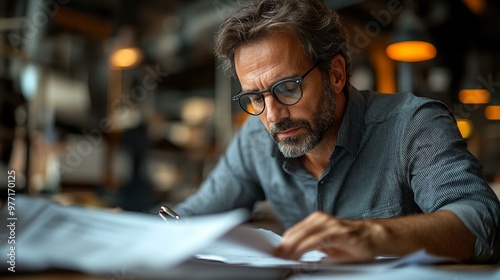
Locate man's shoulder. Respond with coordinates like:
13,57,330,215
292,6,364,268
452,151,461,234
359,90,449,123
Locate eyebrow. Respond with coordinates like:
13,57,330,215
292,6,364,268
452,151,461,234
240,72,301,93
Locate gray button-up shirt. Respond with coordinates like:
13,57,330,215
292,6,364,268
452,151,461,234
175,88,500,262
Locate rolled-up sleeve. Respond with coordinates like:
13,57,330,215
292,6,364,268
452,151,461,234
402,101,500,263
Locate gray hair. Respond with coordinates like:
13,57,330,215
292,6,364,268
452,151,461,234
214,0,352,92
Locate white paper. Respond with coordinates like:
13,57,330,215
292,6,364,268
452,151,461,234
0,195,249,274
196,225,326,267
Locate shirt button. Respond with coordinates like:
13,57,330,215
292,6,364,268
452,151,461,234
319,180,324,184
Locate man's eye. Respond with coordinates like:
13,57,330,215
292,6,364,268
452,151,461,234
275,82,299,96
249,95,263,103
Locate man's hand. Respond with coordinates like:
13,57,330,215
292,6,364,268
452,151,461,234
273,210,475,263
273,211,387,263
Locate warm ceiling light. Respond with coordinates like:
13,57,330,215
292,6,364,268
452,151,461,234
386,41,436,62
456,119,473,139
458,89,490,104
109,47,142,69
387,10,436,63
485,106,500,120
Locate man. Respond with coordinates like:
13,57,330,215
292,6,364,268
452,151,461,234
174,0,500,263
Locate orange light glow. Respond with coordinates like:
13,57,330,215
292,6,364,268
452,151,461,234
485,106,500,120
458,89,490,104
462,0,486,15
456,119,473,139
109,47,142,69
386,41,437,62
371,48,396,94
246,104,256,115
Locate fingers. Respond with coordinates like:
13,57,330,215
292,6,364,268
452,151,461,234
274,212,382,263
274,212,338,259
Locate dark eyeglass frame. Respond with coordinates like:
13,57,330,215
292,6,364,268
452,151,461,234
232,63,318,116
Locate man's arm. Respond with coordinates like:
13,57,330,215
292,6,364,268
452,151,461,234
275,100,497,263
401,101,499,262
274,210,475,262
174,117,266,216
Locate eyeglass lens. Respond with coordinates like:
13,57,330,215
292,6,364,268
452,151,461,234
238,80,302,115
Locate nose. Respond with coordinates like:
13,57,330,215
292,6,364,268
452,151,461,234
264,94,288,123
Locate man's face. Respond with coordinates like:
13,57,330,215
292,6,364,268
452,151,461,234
234,31,336,158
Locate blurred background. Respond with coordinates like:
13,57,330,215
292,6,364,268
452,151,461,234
1,0,499,212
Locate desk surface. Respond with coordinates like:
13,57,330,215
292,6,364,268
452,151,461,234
1,259,287,280
2,262,499,280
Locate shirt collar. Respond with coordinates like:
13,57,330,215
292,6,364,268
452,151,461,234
335,87,366,155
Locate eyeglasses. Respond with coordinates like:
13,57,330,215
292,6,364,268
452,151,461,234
232,63,318,116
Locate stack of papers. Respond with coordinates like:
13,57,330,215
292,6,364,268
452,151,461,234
0,195,469,279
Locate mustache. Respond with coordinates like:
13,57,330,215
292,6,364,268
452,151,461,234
269,118,310,135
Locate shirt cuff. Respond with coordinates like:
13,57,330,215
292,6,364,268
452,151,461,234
439,202,497,263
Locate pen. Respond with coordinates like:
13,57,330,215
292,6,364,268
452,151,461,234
158,205,181,221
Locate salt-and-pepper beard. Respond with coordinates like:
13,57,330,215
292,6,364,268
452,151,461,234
269,75,336,158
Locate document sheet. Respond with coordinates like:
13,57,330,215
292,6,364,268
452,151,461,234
0,195,248,274
196,225,326,266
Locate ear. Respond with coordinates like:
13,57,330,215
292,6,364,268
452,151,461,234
328,54,346,94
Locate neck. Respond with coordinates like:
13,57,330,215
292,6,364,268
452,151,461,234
300,125,337,179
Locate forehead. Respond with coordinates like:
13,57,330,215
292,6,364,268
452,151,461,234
234,31,310,85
